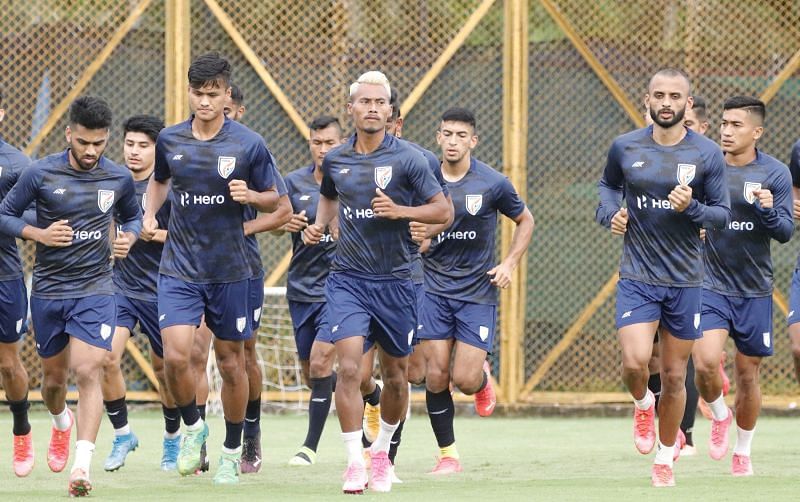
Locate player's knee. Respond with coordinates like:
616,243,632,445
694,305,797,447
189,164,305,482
692,359,717,382
792,342,800,359
102,350,123,374
216,354,245,382
72,362,102,388
407,365,425,386
659,368,686,394
425,364,450,392
309,358,332,380
735,368,759,390
452,367,482,394
337,359,360,384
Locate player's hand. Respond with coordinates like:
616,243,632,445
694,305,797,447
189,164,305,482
793,199,800,220
668,184,692,212
228,179,252,204
699,228,706,241
113,231,133,259
371,188,404,219
303,223,324,245
283,210,308,233
141,216,158,241
487,262,513,289
409,221,428,243
610,208,628,235
752,188,773,209
38,219,73,247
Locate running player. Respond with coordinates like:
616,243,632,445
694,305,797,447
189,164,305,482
99,115,180,472
0,88,34,477
0,95,142,496
695,96,792,476
303,70,449,493
143,53,278,485
596,68,730,487
786,130,800,386
414,107,533,475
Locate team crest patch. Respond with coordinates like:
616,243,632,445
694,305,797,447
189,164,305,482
236,316,247,333
677,163,696,186
100,324,112,340
479,326,489,341
97,190,115,213
466,194,483,216
743,182,761,204
217,156,237,179
374,166,392,189
694,313,700,330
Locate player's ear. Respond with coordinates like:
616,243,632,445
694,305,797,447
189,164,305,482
0,108,5,123
686,95,694,111
470,134,478,149
65,125,72,144
753,125,764,141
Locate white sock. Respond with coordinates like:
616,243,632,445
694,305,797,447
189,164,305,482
51,407,72,431
164,431,180,440
653,440,674,467
72,440,95,474
733,426,755,456
186,417,204,431
341,430,364,466
114,425,131,437
708,394,729,421
222,445,241,455
633,390,655,410
370,418,400,455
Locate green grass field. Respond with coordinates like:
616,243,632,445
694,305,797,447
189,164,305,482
0,410,797,500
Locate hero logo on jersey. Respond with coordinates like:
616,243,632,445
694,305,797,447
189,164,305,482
217,156,237,179
97,190,115,213
466,194,483,216
743,182,761,204
374,166,392,189
676,163,696,186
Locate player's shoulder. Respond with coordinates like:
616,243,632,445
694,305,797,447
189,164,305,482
323,139,353,163
0,140,29,167
30,151,67,172
389,136,428,167
225,118,266,147
157,119,190,142
285,164,314,184
403,139,439,165
683,128,720,154
611,126,652,149
791,138,800,154
99,156,130,177
756,150,790,176
471,157,504,182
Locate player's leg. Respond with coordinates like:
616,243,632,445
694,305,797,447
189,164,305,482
189,320,212,472
370,347,409,477
618,321,659,454
647,335,661,410
731,352,761,476
337,335,371,493
360,344,381,445
241,276,264,474
0,278,33,477
787,268,800,385
790,323,800,385
100,324,138,471
422,338,457,472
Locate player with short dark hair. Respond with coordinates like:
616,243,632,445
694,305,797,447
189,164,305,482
142,53,279,485
596,68,730,487
0,87,35,478
303,70,449,494
695,96,791,476
415,107,533,475
683,95,709,134
99,114,180,472
787,128,800,387
0,95,142,496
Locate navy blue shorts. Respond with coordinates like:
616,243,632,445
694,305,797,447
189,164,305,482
417,292,497,353
324,272,416,358
288,300,330,361
116,294,163,358
787,269,800,326
616,279,702,340
249,275,265,332
157,274,251,341
363,282,426,353
31,294,115,357
0,278,27,344
701,289,773,357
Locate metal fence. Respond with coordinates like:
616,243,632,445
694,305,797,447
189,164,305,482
2,0,800,404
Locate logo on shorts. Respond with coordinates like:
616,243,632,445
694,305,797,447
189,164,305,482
159,314,166,321
236,316,247,333
466,194,483,216
217,156,237,179
694,313,700,330
621,310,632,319
743,182,761,204
407,329,414,346
253,307,262,322
677,163,696,186
479,326,489,341
100,323,112,340
15,318,23,334
299,195,311,201
763,332,771,348
97,190,115,213
332,325,339,333
374,166,392,189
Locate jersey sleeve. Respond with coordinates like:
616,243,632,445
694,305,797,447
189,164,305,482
494,176,527,219
407,151,441,202
424,150,448,198
0,164,42,237
154,134,171,182
595,138,625,228
271,163,288,197
116,175,143,237
319,157,338,199
248,142,277,192
683,147,731,229
755,165,793,243
789,140,800,188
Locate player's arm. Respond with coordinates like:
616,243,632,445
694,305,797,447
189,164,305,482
789,142,800,221
793,186,800,221
245,194,292,236
753,169,793,243
596,139,627,234
231,144,279,213
487,179,535,288
680,148,731,229
372,188,448,224
113,176,142,259
143,138,171,240
304,159,339,245
0,166,72,246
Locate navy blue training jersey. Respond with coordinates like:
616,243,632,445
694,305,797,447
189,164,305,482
404,140,447,285
285,165,335,302
113,176,171,302
596,126,731,287
154,117,275,284
0,151,142,299
245,159,287,278
704,151,793,297
0,140,30,280
424,158,526,305
788,139,800,189
320,134,443,279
